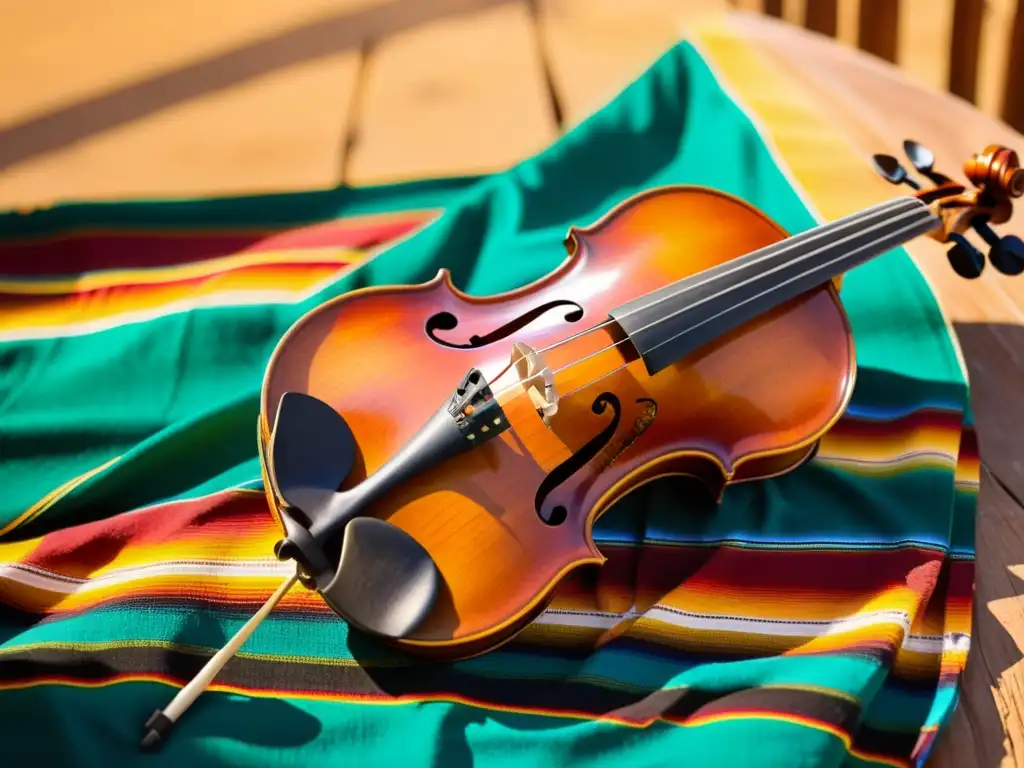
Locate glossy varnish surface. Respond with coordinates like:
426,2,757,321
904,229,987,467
260,187,856,656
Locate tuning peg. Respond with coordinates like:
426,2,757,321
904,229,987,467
972,218,1002,247
871,154,922,189
989,234,1024,276
969,219,1024,275
903,140,935,175
946,233,986,279
903,139,953,185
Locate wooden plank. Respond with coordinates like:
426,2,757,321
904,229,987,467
1004,1,1024,132
847,0,959,99
859,0,956,92
835,0,862,48
780,0,806,26
343,1,557,185
974,0,1019,118
0,56,362,208
0,0,356,128
897,0,956,94
0,0,373,207
763,0,783,18
535,0,728,128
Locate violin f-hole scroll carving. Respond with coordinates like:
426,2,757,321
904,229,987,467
425,300,585,349
534,392,622,526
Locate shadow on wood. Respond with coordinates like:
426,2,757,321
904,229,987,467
0,0,513,173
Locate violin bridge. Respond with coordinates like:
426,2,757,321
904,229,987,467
510,341,559,425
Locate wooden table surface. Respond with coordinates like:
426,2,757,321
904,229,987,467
2,2,1023,765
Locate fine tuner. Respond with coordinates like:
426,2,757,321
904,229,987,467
872,139,1024,278
142,140,1024,750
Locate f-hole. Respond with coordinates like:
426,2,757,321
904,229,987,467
535,392,622,526
425,300,584,349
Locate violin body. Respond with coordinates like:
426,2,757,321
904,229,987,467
140,141,1022,748
258,186,856,660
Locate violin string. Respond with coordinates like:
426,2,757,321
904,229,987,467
555,213,936,404
490,198,924,400
622,208,936,353
525,196,923,360
553,203,928,379
491,201,930,403
488,200,936,405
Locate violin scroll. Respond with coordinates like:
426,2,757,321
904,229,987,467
964,145,1024,201
871,140,1024,278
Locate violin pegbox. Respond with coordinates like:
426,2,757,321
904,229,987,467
871,140,1024,279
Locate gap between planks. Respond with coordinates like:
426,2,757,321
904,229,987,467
341,0,560,186
341,0,731,182
533,0,729,128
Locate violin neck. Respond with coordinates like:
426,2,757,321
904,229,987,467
608,196,941,376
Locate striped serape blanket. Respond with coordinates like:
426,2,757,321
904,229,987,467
0,23,974,768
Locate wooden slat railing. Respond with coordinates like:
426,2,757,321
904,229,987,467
730,0,1024,134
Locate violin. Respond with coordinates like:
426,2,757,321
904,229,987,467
141,140,1024,748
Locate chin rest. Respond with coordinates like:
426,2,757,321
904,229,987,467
266,391,441,640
